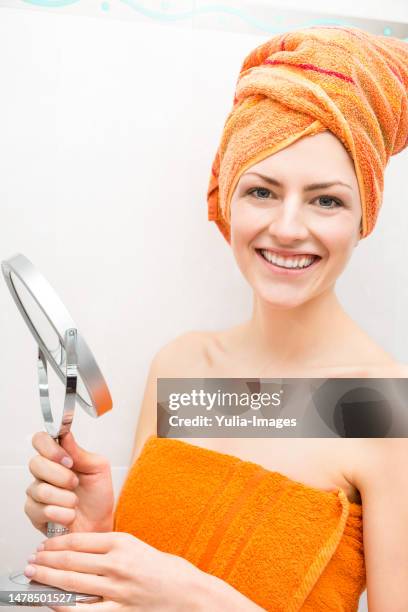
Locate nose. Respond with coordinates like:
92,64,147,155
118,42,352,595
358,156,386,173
265,198,309,243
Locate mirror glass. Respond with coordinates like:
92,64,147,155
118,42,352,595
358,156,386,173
9,271,93,407
10,272,61,362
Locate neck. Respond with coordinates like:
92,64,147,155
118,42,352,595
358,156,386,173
244,288,357,368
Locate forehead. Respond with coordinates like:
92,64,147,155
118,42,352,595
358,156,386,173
243,130,355,182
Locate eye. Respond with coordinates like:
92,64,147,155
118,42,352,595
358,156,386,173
314,195,344,209
247,187,274,199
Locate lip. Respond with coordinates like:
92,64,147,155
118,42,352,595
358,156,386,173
255,248,321,276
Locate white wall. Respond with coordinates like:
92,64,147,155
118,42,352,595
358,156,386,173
0,2,407,610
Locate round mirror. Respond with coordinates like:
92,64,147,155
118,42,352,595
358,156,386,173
1,253,112,418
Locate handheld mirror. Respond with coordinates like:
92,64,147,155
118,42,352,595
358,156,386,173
0,253,112,604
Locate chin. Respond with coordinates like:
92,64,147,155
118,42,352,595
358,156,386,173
256,289,308,310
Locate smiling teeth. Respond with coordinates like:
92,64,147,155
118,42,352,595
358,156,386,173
260,250,317,269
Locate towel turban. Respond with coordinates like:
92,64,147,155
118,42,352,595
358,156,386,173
206,26,408,243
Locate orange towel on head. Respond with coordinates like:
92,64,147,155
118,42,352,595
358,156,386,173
114,436,365,611
207,25,408,243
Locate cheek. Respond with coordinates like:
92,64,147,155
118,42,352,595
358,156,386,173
230,208,257,268
320,223,357,258
315,223,358,281
230,202,261,249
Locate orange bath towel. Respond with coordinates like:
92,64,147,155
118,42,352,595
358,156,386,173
114,435,365,611
207,26,408,243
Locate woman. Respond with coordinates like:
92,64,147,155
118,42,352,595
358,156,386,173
23,25,408,611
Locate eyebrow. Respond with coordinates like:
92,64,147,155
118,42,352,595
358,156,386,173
241,172,352,191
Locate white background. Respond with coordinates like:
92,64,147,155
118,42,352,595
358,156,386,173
0,2,407,609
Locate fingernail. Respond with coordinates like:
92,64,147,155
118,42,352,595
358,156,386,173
36,542,45,551
61,456,73,468
27,554,36,563
24,565,36,577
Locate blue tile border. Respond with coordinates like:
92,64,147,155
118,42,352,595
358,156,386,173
1,0,407,40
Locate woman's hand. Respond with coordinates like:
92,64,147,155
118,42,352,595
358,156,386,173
25,431,114,536
24,531,210,611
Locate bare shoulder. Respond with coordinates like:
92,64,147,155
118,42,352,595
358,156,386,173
129,330,214,463
349,361,408,490
362,359,408,377
378,360,408,377
394,362,408,377
153,330,215,377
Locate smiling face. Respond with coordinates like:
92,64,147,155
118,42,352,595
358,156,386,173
229,130,362,308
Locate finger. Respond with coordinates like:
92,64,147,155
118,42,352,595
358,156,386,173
48,601,117,612
23,496,48,534
24,496,76,527
59,432,110,475
43,532,114,554
32,550,109,576
75,602,118,611
25,564,114,599
29,456,79,490
32,432,73,468
26,480,78,509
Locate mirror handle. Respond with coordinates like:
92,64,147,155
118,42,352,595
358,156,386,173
47,437,70,538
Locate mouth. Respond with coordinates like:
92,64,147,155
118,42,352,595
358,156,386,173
255,248,322,275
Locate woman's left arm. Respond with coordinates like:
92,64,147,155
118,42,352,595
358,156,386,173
24,531,264,611
357,438,408,612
